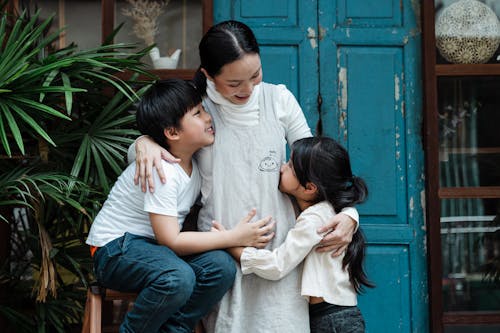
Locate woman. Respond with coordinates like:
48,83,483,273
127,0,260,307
132,20,359,333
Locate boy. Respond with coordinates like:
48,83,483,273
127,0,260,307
86,79,274,333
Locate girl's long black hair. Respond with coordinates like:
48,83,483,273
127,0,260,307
291,137,375,293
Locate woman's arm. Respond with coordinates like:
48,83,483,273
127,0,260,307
276,85,312,144
129,136,180,193
316,208,358,257
239,212,323,280
151,209,275,256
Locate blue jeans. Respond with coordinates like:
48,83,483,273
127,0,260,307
93,233,236,333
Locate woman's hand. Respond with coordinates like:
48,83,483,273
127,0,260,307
316,213,357,257
134,136,180,192
230,209,275,248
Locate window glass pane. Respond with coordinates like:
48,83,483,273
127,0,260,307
438,77,500,188
441,198,500,312
439,77,500,315
20,0,102,50
63,1,102,49
115,0,203,69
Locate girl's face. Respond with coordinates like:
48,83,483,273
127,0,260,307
278,159,303,196
211,53,263,105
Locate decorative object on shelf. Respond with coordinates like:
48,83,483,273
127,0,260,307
122,0,181,69
435,0,500,64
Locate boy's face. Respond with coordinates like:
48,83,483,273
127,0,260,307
178,103,215,149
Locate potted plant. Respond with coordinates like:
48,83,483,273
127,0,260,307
0,7,154,332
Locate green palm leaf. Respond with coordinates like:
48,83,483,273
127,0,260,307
0,10,151,157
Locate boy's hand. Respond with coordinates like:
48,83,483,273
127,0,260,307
230,209,275,248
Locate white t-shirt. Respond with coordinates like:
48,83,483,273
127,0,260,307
240,201,358,306
86,160,201,247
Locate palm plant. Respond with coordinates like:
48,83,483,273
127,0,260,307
0,7,155,333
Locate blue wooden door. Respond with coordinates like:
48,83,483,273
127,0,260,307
214,1,428,332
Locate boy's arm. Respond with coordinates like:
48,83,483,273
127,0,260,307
150,210,275,257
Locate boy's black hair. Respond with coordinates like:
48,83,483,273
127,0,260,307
136,79,202,150
291,136,375,293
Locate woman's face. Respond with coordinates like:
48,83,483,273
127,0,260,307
211,53,263,105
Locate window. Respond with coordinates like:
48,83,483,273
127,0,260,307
12,0,213,78
423,1,500,332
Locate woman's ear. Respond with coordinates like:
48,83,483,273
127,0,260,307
164,127,180,141
200,68,213,81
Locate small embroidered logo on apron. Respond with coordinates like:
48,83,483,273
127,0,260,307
258,151,280,172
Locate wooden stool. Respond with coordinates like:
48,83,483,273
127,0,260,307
81,284,205,333
81,284,137,333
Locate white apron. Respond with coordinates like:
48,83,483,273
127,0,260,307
197,83,310,333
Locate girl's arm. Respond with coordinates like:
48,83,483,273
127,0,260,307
151,209,275,256
239,211,323,281
128,136,179,193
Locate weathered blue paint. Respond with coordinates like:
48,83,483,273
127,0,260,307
213,1,427,332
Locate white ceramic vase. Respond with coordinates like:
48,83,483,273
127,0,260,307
149,46,181,69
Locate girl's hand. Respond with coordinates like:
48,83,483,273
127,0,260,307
134,136,180,193
316,213,356,257
230,209,275,248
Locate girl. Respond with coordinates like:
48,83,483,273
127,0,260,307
231,136,374,333
131,21,360,332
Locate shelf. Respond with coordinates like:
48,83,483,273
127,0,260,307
443,312,500,325
436,63,500,76
439,187,500,199
115,68,197,82
150,69,197,80
439,147,500,155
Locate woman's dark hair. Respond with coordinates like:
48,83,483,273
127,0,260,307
291,136,374,293
193,20,260,92
136,79,202,150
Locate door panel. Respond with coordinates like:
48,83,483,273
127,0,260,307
337,0,403,27
364,245,411,332
337,46,405,218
